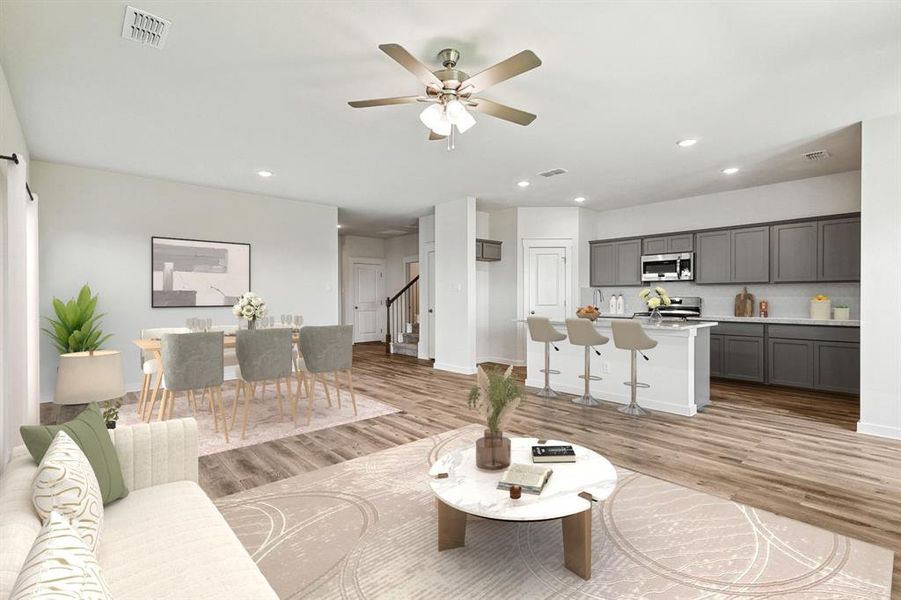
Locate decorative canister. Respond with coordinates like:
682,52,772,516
759,300,769,318
809,298,832,320
833,306,851,320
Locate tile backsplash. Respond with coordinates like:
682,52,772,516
580,282,860,319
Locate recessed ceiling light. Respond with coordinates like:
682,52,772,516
676,139,698,148
574,196,586,203
517,180,530,188
721,167,740,175
336,224,342,229
257,170,273,178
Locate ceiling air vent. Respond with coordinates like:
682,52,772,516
121,6,171,48
802,150,831,162
538,168,568,178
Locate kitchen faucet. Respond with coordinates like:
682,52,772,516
593,288,603,309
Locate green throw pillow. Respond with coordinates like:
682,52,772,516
20,403,128,505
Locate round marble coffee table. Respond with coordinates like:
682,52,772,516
428,437,617,580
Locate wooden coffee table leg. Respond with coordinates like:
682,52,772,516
436,499,467,551
562,508,592,580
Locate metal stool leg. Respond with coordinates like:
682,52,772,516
619,349,650,415
535,342,560,398
572,346,602,406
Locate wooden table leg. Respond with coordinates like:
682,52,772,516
144,352,163,422
436,499,467,551
562,508,592,580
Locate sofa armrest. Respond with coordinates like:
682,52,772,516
110,418,199,492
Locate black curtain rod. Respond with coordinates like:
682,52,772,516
0,152,36,201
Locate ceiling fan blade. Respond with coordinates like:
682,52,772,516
348,96,424,108
428,130,447,141
469,98,537,126
379,43,443,88
460,50,541,94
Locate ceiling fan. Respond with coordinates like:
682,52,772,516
348,44,541,149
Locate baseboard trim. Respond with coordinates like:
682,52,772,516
433,362,477,376
856,421,901,440
524,377,698,417
476,356,526,367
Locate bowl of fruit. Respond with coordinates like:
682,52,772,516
576,305,601,321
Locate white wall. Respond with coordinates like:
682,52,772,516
0,63,38,464
595,171,861,240
384,233,418,298
858,114,901,440
418,214,435,359
475,211,490,362
485,208,519,364
434,198,476,374
34,161,339,397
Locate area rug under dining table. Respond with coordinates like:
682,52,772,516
215,425,893,599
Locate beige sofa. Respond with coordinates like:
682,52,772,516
0,418,277,600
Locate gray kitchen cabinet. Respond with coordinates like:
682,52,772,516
771,221,818,282
590,239,640,286
731,226,770,283
709,334,724,377
589,242,616,286
642,234,693,254
818,217,860,281
813,341,860,394
476,239,502,262
615,239,642,285
723,336,765,382
642,237,669,255
768,339,814,388
696,230,732,283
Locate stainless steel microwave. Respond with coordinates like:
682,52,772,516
640,252,694,282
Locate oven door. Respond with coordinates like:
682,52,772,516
641,254,679,281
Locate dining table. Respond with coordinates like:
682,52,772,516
131,331,301,422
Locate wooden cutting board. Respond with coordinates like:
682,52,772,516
734,287,755,317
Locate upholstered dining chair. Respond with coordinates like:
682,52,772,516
154,331,228,441
137,327,189,418
232,328,294,439
296,325,356,426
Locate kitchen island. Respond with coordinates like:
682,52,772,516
522,318,717,416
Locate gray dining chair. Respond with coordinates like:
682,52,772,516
297,325,355,426
232,328,294,439
156,331,228,441
137,327,189,420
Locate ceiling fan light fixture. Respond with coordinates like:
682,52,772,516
454,108,476,133
419,103,444,130
431,115,452,137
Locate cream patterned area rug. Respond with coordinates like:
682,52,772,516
216,425,893,599
117,381,400,456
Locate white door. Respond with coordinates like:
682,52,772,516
352,261,383,343
427,249,436,359
527,246,569,321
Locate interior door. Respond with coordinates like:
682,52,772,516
352,261,383,343
528,246,568,321
427,249,436,358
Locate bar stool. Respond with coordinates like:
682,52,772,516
565,319,609,406
527,317,567,398
611,320,658,416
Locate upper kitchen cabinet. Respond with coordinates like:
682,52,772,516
770,221,818,282
641,233,693,254
696,230,732,283
475,239,502,262
818,217,860,281
589,239,641,286
731,226,770,283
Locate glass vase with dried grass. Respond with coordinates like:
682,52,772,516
468,365,524,470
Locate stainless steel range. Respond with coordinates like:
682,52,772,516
635,296,702,320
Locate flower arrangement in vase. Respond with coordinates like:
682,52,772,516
232,292,267,329
467,365,524,470
639,286,671,323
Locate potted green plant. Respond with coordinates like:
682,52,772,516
42,284,112,354
468,365,524,470
101,398,123,429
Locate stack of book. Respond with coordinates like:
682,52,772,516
497,463,553,495
531,445,576,463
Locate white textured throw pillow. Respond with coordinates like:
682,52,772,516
31,431,104,553
10,510,112,600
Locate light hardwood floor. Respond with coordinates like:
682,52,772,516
41,342,901,596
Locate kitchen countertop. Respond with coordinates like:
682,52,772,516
689,315,860,327
517,317,717,332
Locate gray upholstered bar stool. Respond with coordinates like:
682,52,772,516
297,325,356,426
233,328,294,439
611,320,658,416
157,331,228,441
527,317,567,398
565,318,610,406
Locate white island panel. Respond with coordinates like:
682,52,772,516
523,319,716,417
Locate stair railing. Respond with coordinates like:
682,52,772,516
385,275,420,354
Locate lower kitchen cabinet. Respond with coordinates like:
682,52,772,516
813,341,860,394
768,339,814,388
723,335,765,382
709,334,724,377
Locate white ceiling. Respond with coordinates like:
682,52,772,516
1,1,898,236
